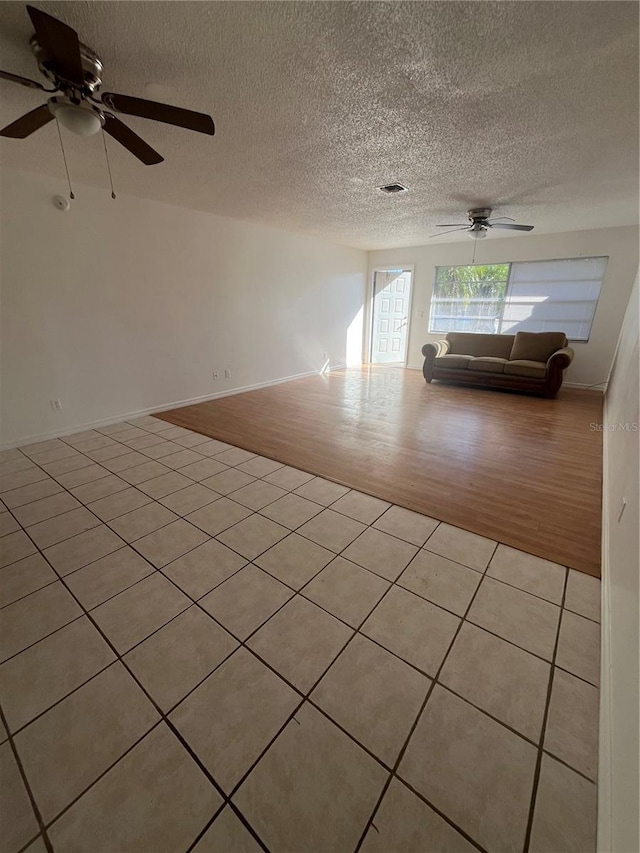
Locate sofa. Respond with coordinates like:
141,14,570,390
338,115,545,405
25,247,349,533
422,331,574,397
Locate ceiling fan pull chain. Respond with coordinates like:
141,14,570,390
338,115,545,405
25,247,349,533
101,129,116,199
55,118,74,199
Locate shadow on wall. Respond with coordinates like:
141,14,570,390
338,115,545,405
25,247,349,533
289,297,365,374
346,306,364,366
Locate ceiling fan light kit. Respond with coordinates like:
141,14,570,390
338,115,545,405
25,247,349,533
48,98,103,136
469,224,487,239
0,5,216,197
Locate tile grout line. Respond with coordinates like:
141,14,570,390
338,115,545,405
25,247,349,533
522,567,570,853
1,504,271,852
0,551,609,852
537,748,598,786
2,459,401,851
18,420,456,554
0,702,54,853
2,444,599,709
181,648,354,852
180,528,456,852
2,452,600,694
1,421,600,851
286,551,574,845
0,612,87,668
11,435,350,558
4,550,263,737
5,656,120,741
9,425,592,595
293,563,601,760
5,455,594,622
351,539,501,853
4,449,476,851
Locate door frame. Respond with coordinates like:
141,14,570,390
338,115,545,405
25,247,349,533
365,264,416,368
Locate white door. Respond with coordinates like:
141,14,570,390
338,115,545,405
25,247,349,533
371,269,412,364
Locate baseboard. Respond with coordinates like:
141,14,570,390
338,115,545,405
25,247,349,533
401,373,604,388
564,381,607,391
597,395,613,853
1,368,321,450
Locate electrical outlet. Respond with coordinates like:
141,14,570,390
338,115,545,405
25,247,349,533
49,399,62,412
213,371,219,380
224,368,231,379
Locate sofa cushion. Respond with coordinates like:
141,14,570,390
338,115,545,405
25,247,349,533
504,359,548,379
434,354,473,369
446,333,515,359
509,332,566,363
468,357,508,374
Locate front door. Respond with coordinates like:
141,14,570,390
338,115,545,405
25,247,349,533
371,269,412,364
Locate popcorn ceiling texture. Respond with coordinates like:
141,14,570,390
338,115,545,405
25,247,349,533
0,1,637,249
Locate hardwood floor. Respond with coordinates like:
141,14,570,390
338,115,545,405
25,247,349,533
158,367,603,576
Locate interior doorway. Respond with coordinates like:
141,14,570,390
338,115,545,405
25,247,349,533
370,268,413,365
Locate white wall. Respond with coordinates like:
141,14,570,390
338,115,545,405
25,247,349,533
0,169,367,446
599,270,639,853
368,227,638,387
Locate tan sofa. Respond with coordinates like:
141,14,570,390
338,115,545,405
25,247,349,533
422,331,574,397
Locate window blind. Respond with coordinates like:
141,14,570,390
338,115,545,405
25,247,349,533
501,257,607,341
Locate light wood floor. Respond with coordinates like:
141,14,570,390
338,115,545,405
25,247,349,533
158,367,603,576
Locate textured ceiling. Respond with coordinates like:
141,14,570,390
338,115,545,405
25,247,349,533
0,1,638,249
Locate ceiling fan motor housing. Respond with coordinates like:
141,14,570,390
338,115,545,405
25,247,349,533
468,208,492,223
467,209,491,238
30,35,103,93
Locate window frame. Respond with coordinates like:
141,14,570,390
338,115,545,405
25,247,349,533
428,256,607,343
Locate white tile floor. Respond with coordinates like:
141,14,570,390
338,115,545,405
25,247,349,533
0,416,601,853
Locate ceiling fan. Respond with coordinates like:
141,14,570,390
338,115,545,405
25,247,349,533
431,208,534,239
0,5,215,166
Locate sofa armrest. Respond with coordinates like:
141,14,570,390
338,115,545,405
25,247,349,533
422,340,450,359
543,346,574,397
547,346,574,371
422,340,449,382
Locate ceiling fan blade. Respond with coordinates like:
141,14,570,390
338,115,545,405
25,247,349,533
27,5,84,86
436,223,468,227
429,227,469,238
103,114,164,165
0,69,45,90
490,223,534,231
102,93,215,135
488,216,515,223
0,103,54,138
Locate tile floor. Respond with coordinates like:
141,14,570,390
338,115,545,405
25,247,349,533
0,416,601,853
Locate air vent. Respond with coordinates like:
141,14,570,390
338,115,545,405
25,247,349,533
379,183,408,194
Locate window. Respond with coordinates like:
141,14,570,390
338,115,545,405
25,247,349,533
430,264,509,335
429,257,607,342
